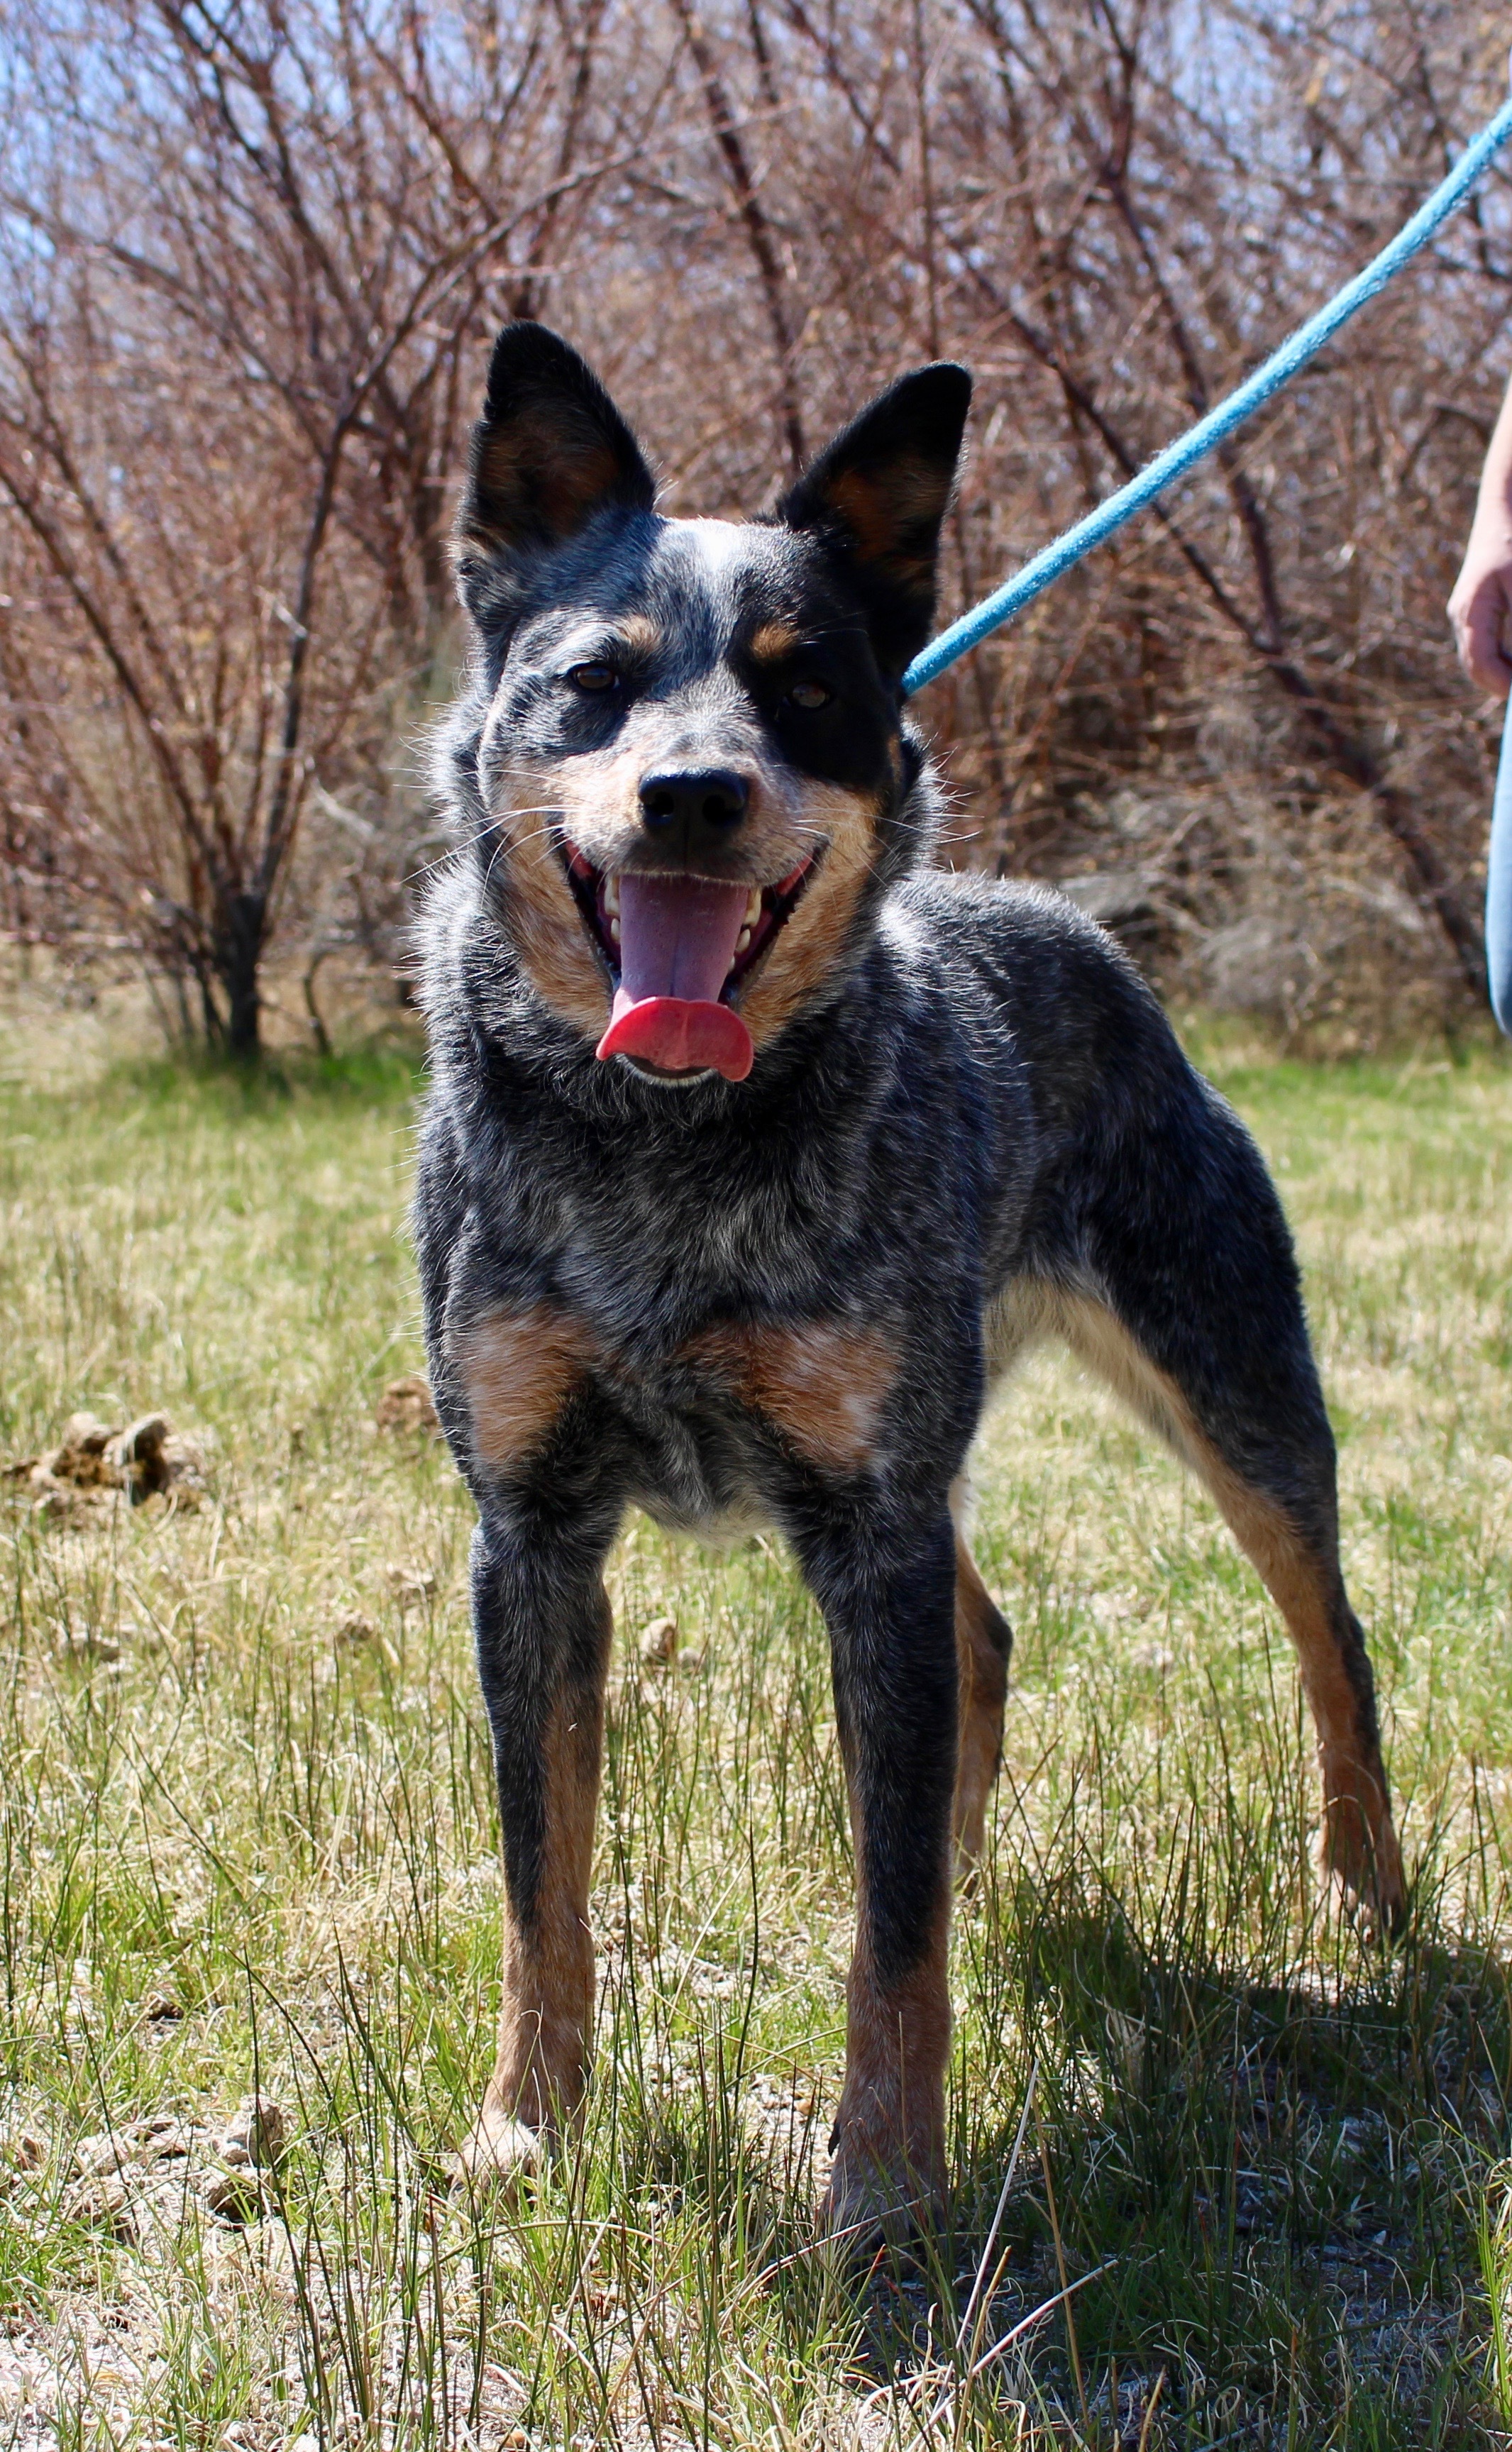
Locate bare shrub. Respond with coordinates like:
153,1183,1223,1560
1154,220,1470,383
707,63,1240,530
1,0,1506,1045
0,0,643,1051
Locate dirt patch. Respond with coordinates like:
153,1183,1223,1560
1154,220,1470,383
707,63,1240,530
374,1373,440,1435
6,1410,212,1523
60,2095,291,2238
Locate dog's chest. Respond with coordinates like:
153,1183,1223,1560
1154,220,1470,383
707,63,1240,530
458,1296,901,1523
622,1315,898,1479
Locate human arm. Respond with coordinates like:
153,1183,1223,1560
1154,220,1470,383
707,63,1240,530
1448,376,1512,697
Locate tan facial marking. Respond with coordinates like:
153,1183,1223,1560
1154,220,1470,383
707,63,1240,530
543,741,647,846
473,428,620,545
458,1306,600,1475
505,863,611,1036
688,1320,896,1471
737,783,883,1051
483,747,629,1035
486,733,883,1057
614,614,661,655
829,458,943,587
749,622,800,663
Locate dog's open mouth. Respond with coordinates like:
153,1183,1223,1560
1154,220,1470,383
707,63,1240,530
561,845,815,1083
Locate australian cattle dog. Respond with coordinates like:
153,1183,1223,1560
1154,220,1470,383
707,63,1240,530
414,322,1405,2234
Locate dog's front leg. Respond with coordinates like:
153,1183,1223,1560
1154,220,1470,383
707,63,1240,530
460,1504,615,2185
797,1502,959,2238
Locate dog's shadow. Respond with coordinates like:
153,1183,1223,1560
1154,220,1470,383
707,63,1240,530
880,1874,1512,2434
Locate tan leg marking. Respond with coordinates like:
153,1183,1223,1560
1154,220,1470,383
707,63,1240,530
952,1535,1010,1875
982,1275,1055,1390
462,1586,610,2185
1053,1291,1403,1922
827,1881,951,2239
1186,1463,1404,1920
687,1320,897,1473
827,1567,956,2238
456,1307,599,1478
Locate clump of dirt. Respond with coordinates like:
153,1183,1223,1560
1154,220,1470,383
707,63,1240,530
61,2096,292,2235
220,2093,286,2169
43,1414,119,1488
202,2093,289,2224
334,1611,400,1670
639,1613,679,1669
65,2114,202,2241
5,1409,212,1523
375,1374,440,1435
385,1562,436,1606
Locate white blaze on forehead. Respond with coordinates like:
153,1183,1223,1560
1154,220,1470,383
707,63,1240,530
671,517,758,578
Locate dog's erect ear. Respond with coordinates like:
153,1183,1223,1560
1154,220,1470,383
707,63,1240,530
456,324,656,574
776,363,972,677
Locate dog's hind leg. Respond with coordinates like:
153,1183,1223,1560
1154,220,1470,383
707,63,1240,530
1050,1089,1404,1928
949,1484,1012,1877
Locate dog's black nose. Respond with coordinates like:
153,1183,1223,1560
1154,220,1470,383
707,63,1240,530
638,768,749,851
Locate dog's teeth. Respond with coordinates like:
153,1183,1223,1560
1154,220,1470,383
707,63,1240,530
744,888,762,928
603,876,622,916
735,926,752,954
608,916,622,944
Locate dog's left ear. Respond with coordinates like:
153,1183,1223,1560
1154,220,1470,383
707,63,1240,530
776,363,972,677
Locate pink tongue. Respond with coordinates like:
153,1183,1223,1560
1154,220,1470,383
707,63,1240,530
595,874,754,1082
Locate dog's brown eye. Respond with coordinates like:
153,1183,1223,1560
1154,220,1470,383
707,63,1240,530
568,661,617,692
788,680,832,712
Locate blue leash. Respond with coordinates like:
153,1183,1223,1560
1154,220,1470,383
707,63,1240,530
905,82,1512,697
900,74,1512,1028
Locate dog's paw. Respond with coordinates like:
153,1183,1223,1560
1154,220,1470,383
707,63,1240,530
1319,1806,1408,1939
823,2138,947,2255
455,2106,546,2195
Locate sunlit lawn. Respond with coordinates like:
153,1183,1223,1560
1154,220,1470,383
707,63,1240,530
2,1010,1511,2448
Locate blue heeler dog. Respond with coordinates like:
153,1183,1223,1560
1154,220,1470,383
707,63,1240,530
414,323,1404,2235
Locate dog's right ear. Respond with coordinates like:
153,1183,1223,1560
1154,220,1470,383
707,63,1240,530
455,324,655,591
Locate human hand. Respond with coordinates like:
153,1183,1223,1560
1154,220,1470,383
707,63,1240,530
1448,515,1512,697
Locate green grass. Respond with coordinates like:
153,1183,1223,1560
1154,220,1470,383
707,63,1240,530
2,1021,1512,2446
